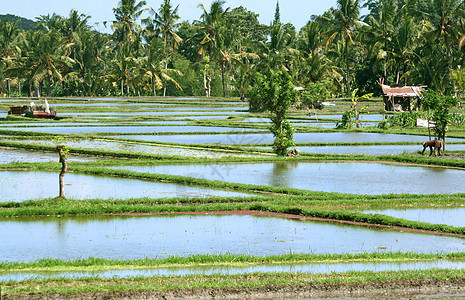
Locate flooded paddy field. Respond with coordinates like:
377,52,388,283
2,96,465,296
3,259,465,282
113,132,465,145
290,144,465,155
0,171,255,202
6,139,262,158
305,114,386,122
0,125,264,134
358,208,465,227
0,148,94,163
59,111,248,117
111,162,465,195
1,214,464,263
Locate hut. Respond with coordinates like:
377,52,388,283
381,84,425,112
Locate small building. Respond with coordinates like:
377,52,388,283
381,84,425,112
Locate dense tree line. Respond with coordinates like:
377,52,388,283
0,0,464,99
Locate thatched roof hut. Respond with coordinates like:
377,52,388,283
381,84,425,112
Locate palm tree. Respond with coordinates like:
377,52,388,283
320,0,364,97
0,19,20,97
112,0,148,43
197,0,232,97
63,9,91,60
143,37,182,96
296,21,328,85
423,0,462,92
12,29,73,97
68,29,108,95
145,0,182,51
143,0,182,96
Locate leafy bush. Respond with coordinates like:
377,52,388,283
300,81,331,109
387,111,426,127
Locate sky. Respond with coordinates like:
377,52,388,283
2,0,338,32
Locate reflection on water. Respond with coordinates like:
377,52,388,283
271,162,298,187
111,162,465,195
1,215,464,262
0,171,255,202
2,260,465,281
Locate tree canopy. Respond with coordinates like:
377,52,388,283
0,0,465,99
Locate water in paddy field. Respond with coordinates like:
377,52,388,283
1,214,464,263
0,125,264,134
0,171,256,202
3,259,465,282
285,144,465,155
357,208,465,227
6,139,263,158
0,148,94,163
111,162,465,195
59,111,247,117
111,132,465,144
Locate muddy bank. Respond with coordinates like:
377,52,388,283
5,278,465,299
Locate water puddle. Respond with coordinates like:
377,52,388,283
0,171,254,202
111,162,465,195
2,259,465,281
1,215,464,263
358,208,465,227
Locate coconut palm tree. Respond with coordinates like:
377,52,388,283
143,37,182,96
197,0,232,97
0,19,20,97
112,0,148,43
143,0,182,96
320,0,364,97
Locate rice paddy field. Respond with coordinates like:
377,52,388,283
2,96,465,299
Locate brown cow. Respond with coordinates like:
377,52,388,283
421,140,442,156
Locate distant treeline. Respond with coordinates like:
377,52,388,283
0,14,36,31
0,0,464,99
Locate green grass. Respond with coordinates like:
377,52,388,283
2,252,464,272
2,269,465,296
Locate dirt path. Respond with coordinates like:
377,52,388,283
6,278,465,299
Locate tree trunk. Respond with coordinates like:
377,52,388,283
152,76,157,96
427,110,431,141
57,146,68,198
204,72,208,97
48,72,52,97
18,80,21,97
221,62,226,98
345,37,351,98
7,79,11,97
